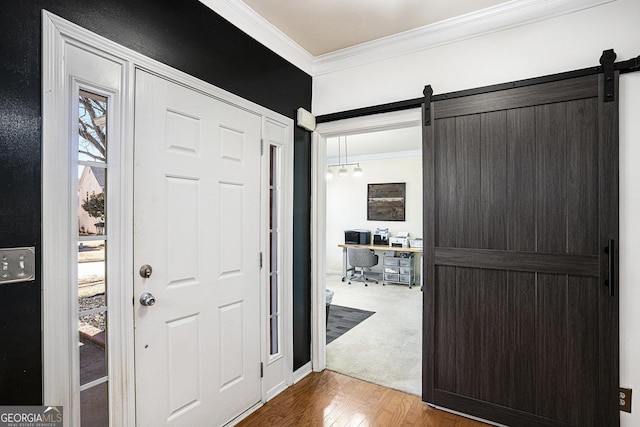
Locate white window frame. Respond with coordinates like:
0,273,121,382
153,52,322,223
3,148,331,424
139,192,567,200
42,13,133,426
260,118,294,400
267,134,285,362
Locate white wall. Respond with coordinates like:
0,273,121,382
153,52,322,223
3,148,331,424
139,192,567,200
619,72,640,426
313,0,640,424
313,0,640,114
326,156,422,274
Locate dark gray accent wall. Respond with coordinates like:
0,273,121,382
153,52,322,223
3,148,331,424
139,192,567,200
0,0,312,404
293,129,312,370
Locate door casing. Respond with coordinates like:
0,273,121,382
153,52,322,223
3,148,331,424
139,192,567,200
42,11,294,426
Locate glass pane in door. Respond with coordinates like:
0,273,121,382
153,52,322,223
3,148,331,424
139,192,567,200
78,313,107,385
80,381,108,427
77,90,109,426
78,167,106,236
78,91,107,164
268,145,280,356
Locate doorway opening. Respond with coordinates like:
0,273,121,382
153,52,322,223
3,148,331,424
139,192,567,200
312,109,423,395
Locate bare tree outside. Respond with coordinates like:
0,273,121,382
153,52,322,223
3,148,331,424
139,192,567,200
79,92,107,231
78,93,107,163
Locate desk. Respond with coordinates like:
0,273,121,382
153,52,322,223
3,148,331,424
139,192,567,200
338,244,423,290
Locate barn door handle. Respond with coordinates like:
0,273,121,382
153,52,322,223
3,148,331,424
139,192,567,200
604,239,615,297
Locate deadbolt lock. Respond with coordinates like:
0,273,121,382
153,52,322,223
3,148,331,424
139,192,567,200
139,264,153,278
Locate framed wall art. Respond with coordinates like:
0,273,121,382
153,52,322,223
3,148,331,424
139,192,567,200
367,182,406,221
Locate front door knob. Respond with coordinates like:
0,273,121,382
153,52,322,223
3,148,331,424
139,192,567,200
139,292,156,306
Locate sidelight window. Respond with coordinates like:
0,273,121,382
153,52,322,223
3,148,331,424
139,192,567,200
268,144,282,356
77,90,109,426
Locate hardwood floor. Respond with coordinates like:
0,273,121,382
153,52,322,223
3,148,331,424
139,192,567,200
237,370,491,426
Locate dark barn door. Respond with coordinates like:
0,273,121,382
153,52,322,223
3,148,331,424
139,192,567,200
422,73,619,427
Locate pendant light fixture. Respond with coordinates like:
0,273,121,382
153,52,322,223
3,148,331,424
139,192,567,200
326,136,363,179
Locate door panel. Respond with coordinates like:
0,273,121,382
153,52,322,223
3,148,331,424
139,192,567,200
424,74,619,426
167,314,200,414
507,270,536,414
506,107,536,252
134,70,262,426
454,115,481,248
480,111,507,250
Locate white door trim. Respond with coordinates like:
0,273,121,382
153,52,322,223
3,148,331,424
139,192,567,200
260,117,295,402
42,11,293,426
310,109,422,372
42,12,135,426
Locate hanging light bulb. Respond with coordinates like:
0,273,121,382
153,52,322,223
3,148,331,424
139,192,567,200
326,167,333,179
353,164,363,177
338,166,348,178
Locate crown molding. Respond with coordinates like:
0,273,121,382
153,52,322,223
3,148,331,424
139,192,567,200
201,0,615,78
313,0,615,75
199,0,314,75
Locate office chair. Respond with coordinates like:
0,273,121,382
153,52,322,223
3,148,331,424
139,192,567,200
347,247,379,286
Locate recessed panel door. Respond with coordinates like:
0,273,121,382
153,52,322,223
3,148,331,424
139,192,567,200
133,70,262,426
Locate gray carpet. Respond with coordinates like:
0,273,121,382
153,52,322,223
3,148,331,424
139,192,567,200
326,305,375,344
326,275,422,396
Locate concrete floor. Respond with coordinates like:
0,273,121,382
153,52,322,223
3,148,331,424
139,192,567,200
79,336,108,426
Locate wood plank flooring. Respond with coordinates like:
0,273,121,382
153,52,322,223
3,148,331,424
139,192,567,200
237,370,491,427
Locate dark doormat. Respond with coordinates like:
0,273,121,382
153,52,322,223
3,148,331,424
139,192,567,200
326,304,375,344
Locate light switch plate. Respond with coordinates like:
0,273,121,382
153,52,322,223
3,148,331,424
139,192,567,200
0,247,36,284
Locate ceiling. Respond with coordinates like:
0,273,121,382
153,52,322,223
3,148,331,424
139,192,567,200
326,127,422,160
239,0,508,56
236,1,508,158
228,0,605,157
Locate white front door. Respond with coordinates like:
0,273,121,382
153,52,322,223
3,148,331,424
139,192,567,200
133,70,262,426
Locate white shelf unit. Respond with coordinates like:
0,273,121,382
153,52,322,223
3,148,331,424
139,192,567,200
383,251,415,288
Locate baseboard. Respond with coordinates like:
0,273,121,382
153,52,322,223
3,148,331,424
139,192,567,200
293,362,312,383
265,381,289,402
